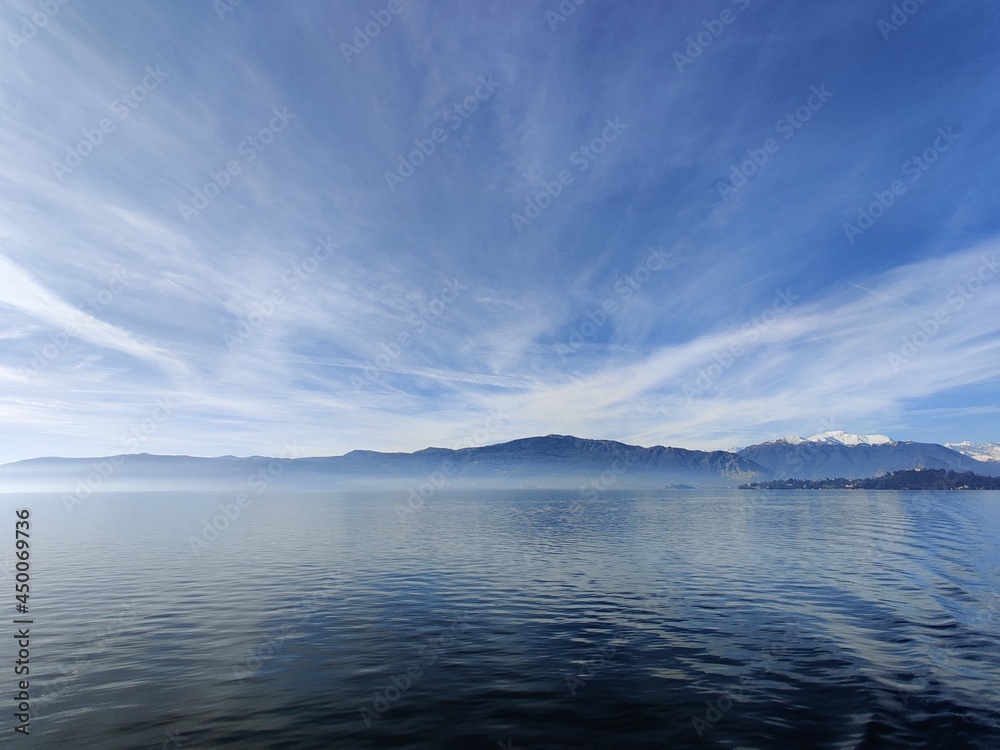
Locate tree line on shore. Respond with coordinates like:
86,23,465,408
740,468,1000,490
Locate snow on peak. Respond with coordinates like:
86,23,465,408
806,430,894,446
946,442,1000,462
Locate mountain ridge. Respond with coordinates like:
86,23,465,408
1,432,998,494
946,441,1000,462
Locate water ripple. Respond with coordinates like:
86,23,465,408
1,488,998,748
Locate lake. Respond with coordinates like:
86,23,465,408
2,488,999,748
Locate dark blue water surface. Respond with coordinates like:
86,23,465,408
2,488,999,749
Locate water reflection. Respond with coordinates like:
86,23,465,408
1,489,997,748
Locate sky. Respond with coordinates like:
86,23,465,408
1,0,999,464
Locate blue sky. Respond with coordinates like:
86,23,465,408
1,0,999,463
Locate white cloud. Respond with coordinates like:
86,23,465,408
0,253,188,376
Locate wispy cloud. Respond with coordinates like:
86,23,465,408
0,253,187,376
1,0,998,462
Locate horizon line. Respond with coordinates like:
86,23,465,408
2,431,984,466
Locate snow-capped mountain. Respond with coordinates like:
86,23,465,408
946,441,1000,462
804,431,894,446
775,431,894,447
2,434,997,492
738,432,999,480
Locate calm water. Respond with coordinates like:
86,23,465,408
2,488,999,749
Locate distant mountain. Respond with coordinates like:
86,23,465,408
2,433,997,493
738,430,895,450
946,441,1000,463
0,435,773,492
802,430,894,446
430,435,767,481
738,433,1000,480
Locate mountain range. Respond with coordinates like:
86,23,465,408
944,441,1000,463
1,432,998,493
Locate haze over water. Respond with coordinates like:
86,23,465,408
4,488,999,749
